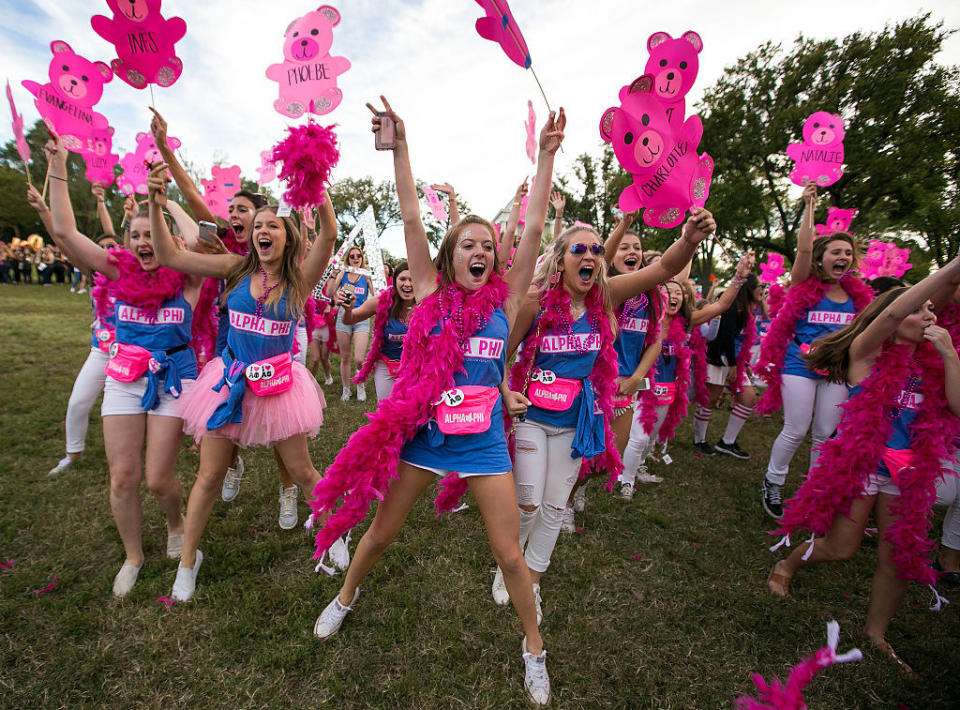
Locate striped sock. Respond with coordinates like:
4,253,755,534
693,405,712,444
722,403,754,444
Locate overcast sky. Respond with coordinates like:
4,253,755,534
2,1,958,254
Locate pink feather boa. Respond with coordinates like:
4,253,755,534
755,275,873,415
309,273,509,557
272,121,339,210
766,282,785,319
638,315,693,442
193,278,220,368
91,272,114,324
353,289,393,384
690,326,709,407
733,308,758,393
304,296,318,343
219,226,248,256
777,342,960,585
107,246,185,314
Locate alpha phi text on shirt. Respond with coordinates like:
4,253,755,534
539,333,602,353
117,304,184,325
229,310,293,337
806,310,855,326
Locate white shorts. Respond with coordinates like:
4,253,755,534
101,377,196,418
862,471,900,497
294,324,308,365
706,364,733,387
398,459,510,479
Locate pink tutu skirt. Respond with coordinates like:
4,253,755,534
179,357,326,447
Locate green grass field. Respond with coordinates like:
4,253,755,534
1,286,956,708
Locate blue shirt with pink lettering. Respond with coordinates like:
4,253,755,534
225,276,295,362
614,298,651,377
341,273,370,308
381,318,406,361
847,381,922,478
783,294,856,378
654,336,684,384
114,293,197,379
401,307,512,474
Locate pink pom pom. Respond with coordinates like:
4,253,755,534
271,121,340,210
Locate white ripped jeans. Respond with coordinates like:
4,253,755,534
65,347,109,454
621,404,669,485
513,419,582,573
765,374,848,486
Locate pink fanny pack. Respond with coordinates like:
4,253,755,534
880,446,915,485
245,353,293,396
652,381,677,406
384,358,402,379
95,328,115,353
435,385,499,435
798,342,829,377
104,342,154,382
527,369,583,411
613,394,633,409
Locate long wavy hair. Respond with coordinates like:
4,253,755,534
610,229,661,330
433,215,502,285
812,232,861,282
533,225,617,333
222,205,308,319
389,261,412,321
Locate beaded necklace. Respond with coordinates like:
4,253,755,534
255,264,282,319
557,292,600,355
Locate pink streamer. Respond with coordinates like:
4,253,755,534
33,574,58,595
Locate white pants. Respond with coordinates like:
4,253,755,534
65,347,109,454
373,359,395,401
621,404,668,485
513,419,581,573
936,458,960,551
294,324,308,365
765,374,848,485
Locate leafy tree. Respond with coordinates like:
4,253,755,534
328,176,401,243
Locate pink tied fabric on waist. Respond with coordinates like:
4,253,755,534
104,342,153,382
245,353,293,397
434,385,499,435
527,369,583,411
94,328,115,353
652,381,677,406
880,446,916,486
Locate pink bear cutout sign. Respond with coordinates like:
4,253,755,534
256,150,277,186
759,253,786,285
202,165,242,220
21,41,112,152
6,81,30,165
600,75,714,229
644,30,703,128
266,5,351,118
91,0,187,89
815,206,857,236
81,126,120,186
787,111,845,187
117,131,180,195
861,240,912,281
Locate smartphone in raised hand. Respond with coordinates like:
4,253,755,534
375,113,395,151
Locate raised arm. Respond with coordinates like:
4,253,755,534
147,163,239,279
603,210,638,266
149,107,216,223
690,253,754,327
165,201,199,246
45,138,117,278
91,184,115,235
790,182,817,286
25,183,55,241
550,191,565,242
339,291,379,325
369,96,436,300
504,108,566,315
300,193,337,288
607,208,716,306
499,179,527,266
432,182,460,227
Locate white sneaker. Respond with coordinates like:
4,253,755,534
522,637,550,706
112,563,142,599
279,485,299,530
357,383,366,402
620,482,635,500
323,374,334,385
221,456,245,502
70,286,76,293
492,566,510,605
560,505,576,533
48,455,74,476
533,583,543,626
172,550,204,602
572,485,586,513
636,464,663,484
166,533,184,559
314,587,359,639
329,531,351,571
77,288,87,295
340,387,351,402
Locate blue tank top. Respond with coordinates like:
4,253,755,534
225,275,296,363
381,317,407,361
654,335,685,384
847,381,923,478
783,294,856,378
400,308,512,474
114,292,197,379
527,311,601,428
341,273,370,308
614,299,651,377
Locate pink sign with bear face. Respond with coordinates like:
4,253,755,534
116,131,180,195
786,111,845,187
861,240,912,280
21,41,112,152
644,30,703,128
422,186,448,224
201,165,242,220
759,253,785,285
524,100,537,164
80,125,119,186
266,5,351,118
474,0,532,69
255,150,277,186
91,0,186,89
600,75,714,229
815,206,857,236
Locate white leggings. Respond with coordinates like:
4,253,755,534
65,347,109,454
765,374,848,485
621,404,669,486
936,458,960,551
513,419,581,573
373,360,396,401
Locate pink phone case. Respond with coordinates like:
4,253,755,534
375,113,395,151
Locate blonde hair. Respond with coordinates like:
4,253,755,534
222,205,309,319
345,244,366,269
433,215,502,284
534,225,617,333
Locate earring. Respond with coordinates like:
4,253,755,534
550,271,561,286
